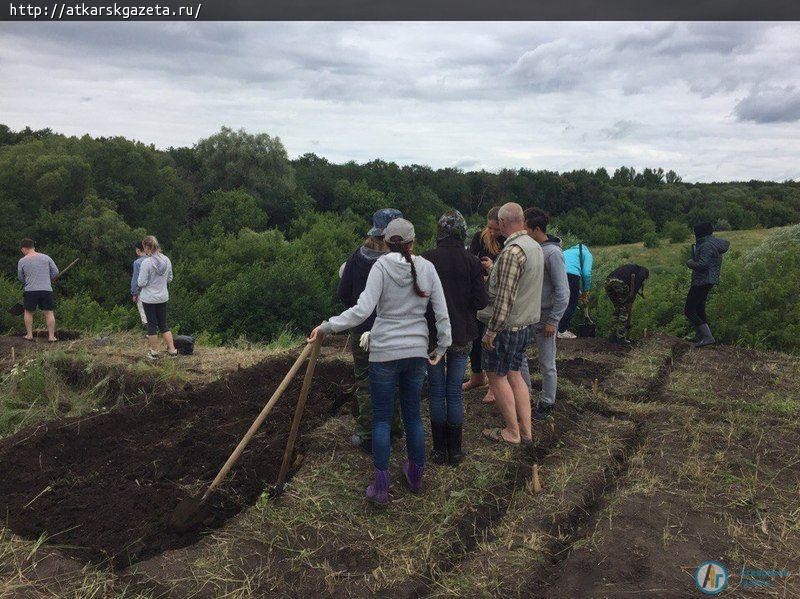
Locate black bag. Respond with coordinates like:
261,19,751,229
173,334,195,355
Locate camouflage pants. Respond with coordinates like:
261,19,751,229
350,334,403,441
604,278,634,340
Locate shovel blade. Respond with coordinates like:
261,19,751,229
169,495,211,533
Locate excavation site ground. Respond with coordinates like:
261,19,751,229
0,332,798,597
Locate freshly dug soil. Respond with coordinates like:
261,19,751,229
0,354,353,569
557,357,609,386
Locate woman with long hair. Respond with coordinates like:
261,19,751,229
309,218,451,506
423,211,488,465
464,206,505,403
136,235,177,359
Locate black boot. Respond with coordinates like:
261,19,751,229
430,421,447,465
694,323,716,347
446,424,465,466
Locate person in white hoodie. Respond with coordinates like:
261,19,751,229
308,218,451,506
137,235,177,360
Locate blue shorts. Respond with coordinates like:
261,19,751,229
481,326,532,376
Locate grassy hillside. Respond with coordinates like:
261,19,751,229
586,225,800,353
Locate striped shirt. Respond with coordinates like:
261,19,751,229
17,253,59,292
487,231,528,333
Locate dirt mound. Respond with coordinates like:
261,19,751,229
0,354,353,569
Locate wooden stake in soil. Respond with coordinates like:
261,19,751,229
274,335,325,494
530,464,543,494
10,346,15,363
592,378,599,394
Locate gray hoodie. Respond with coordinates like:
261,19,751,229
137,253,173,304
539,235,570,326
320,252,452,363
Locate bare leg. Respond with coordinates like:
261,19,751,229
508,370,532,442
162,331,176,352
23,310,34,339
148,335,159,352
486,371,520,443
44,311,56,341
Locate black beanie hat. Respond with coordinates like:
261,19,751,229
693,221,713,238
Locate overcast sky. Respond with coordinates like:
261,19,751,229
1,22,798,182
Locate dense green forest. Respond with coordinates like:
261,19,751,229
1,123,798,345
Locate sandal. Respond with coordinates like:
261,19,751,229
482,427,520,445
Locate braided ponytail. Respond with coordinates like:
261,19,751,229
389,241,428,298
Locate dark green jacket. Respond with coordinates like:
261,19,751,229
687,235,730,286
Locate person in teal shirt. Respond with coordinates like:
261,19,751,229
557,243,593,338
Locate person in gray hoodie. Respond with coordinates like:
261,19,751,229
309,218,451,506
137,235,177,360
685,221,730,347
524,208,570,420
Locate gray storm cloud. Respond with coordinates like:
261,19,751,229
0,21,797,182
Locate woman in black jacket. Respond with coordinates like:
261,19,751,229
423,211,489,465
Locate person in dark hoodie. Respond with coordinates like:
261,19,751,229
524,208,570,420
685,221,730,347
309,218,451,506
337,208,405,454
603,263,649,344
423,211,488,466
136,235,177,360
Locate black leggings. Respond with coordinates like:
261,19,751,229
142,302,170,335
469,320,486,374
684,284,713,327
558,274,582,333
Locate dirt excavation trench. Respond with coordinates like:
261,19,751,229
0,353,353,569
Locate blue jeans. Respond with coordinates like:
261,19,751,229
369,358,427,471
428,351,469,426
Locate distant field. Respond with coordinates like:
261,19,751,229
593,226,785,270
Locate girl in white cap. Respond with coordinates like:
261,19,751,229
309,218,451,506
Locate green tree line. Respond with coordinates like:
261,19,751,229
1,123,798,344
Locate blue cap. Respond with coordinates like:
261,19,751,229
368,208,403,237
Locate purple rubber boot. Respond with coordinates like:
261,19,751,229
402,460,424,494
366,468,389,506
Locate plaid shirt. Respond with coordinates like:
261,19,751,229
487,231,528,333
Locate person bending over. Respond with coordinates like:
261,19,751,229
558,242,593,339
604,263,649,344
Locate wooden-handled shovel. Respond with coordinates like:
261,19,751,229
170,339,320,532
8,258,80,316
272,334,325,496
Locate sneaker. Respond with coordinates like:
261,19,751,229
147,350,160,361
533,403,554,421
167,349,179,357
557,331,577,339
